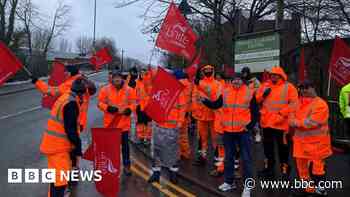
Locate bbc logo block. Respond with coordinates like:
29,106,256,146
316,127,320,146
8,169,55,183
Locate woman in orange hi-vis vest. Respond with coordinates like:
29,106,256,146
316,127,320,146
97,70,134,176
192,65,223,165
40,79,87,197
256,66,298,179
290,80,332,196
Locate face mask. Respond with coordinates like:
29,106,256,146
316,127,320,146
204,72,213,77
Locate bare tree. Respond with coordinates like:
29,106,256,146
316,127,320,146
41,1,71,56
16,0,40,57
75,36,93,55
0,0,20,47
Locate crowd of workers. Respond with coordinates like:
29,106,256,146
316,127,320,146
29,63,333,197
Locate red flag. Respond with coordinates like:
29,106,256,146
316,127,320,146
298,48,307,82
223,64,235,78
83,115,121,161
41,61,68,109
90,48,113,70
156,2,198,60
329,36,350,86
0,41,23,86
92,128,120,197
145,67,184,122
262,69,270,83
185,49,202,80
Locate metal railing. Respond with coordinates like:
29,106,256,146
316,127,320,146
328,100,350,146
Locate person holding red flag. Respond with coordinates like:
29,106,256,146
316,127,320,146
31,64,96,132
40,78,88,197
97,70,134,176
147,77,187,184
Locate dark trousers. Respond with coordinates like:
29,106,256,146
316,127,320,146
262,128,289,168
223,131,252,184
122,131,131,167
49,183,66,197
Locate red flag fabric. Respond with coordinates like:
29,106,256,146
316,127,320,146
156,2,198,60
41,61,68,109
0,41,23,86
223,64,235,78
262,69,270,83
145,67,185,122
185,49,201,80
83,115,121,161
90,48,113,70
92,128,120,197
329,36,350,86
298,48,307,82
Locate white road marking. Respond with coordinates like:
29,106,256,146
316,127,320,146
0,106,42,120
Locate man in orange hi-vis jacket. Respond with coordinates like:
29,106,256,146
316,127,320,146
40,78,87,197
97,70,134,176
31,64,96,132
290,80,332,196
256,66,298,179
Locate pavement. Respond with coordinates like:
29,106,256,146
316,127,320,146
0,71,349,197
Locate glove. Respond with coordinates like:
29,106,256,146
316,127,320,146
30,76,38,84
123,108,132,116
128,80,136,88
263,88,271,98
107,106,119,113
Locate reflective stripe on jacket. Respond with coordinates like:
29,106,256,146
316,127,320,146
293,97,332,159
40,93,79,154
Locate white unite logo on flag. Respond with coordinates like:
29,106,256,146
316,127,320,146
96,152,117,175
152,89,170,109
165,23,189,47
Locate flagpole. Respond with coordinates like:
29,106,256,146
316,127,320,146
327,70,332,97
22,66,33,77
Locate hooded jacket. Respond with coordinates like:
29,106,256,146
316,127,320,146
256,66,298,131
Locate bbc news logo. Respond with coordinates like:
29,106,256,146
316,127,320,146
8,169,102,183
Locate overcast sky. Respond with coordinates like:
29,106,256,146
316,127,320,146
32,0,157,64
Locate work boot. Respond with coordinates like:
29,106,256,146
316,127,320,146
169,171,178,184
280,163,290,180
123,165,132,176
148,171,160,183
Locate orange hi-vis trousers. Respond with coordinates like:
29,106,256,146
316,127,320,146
179,117,191,159
197,120,217,157
137,123,152,140
296,158,326,193
47,152,72,196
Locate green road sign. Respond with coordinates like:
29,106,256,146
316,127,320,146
234,32,280,73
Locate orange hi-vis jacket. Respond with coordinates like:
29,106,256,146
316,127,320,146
179,78,193,113
97,83,134,131
219,83,254,133
35,74,90,130
256,66,298,131
40,92,80,154
192,76,222,121
127,77,148,111
292,97,332,160
157,90,187,129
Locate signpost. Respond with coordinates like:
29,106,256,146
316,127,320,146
234,32,280,73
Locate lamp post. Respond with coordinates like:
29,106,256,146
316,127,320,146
93,0,97,47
